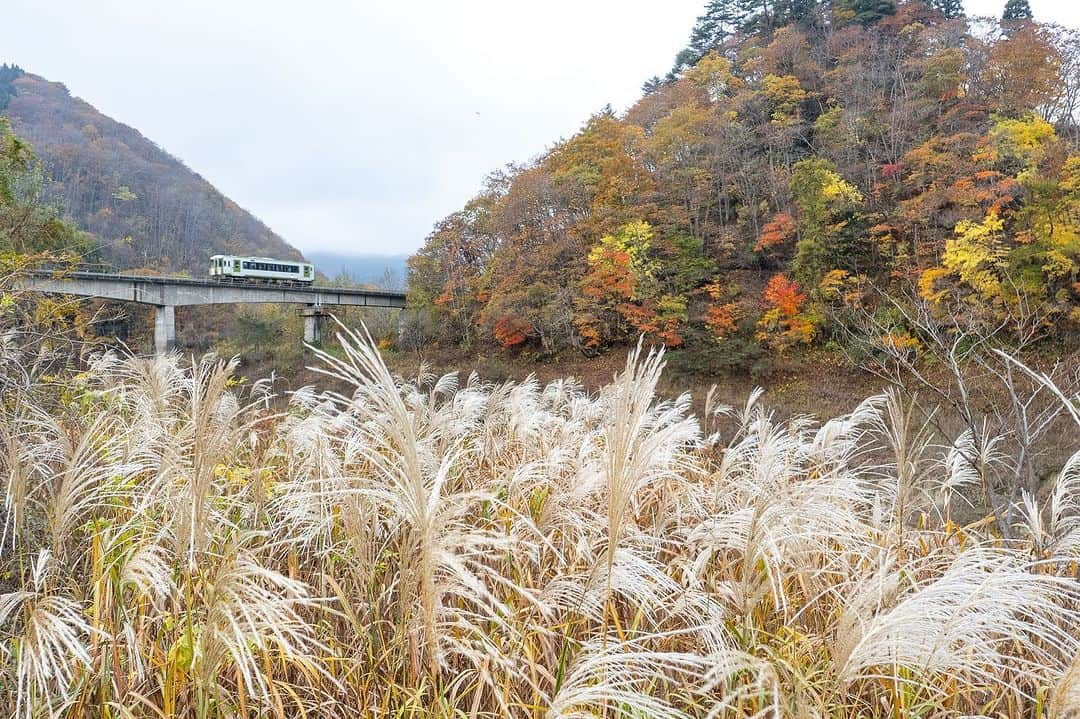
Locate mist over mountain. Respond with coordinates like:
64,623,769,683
305,251,408,289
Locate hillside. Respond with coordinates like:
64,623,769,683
0,65,301,273
407,1,1080,368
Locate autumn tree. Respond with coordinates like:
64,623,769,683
545,111,653,239
756,273,815,350
577,220,656,347
788,158,862,289
407,177,504,346
980,24,1060,116
1043,24,1080,132
480,166,587,354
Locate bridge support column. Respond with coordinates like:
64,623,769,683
301,306,328,345
154,305,175,355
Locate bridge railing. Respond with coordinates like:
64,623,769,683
25,269,409,299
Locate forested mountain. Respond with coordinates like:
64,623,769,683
0,65,301,273
408,0,1080,366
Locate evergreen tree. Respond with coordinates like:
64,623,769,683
929,0,964,19
778,0,821,27
0,64,24,112
671,0,746,73
834,0,897,24
738,0,774,33
641,76,664,95
1002,0,1032,21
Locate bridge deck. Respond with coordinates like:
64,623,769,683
20,271,408,308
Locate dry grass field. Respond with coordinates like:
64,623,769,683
0,325,1078,718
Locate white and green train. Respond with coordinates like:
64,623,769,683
209,255,315,284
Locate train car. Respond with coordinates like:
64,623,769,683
210,255,315,284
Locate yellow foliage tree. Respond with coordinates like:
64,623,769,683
762,74,807,125
989,114,1056,168
686,51,741,103
942,210,1007,299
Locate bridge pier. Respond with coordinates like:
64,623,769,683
301,306,329,345
18,271,407,354
154,305,176,354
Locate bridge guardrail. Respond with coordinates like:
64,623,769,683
26,270,408,300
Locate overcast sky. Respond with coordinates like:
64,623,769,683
5,0,1079,257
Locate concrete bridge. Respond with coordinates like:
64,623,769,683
18,271,407,353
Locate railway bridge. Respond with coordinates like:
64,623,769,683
17,271,408,354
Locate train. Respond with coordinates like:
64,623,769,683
209,254,315,284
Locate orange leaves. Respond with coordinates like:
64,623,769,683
574,318,603,350
492,317,531,348
703,280,740,343
582,246,636,300
973,170,1004,183
983,25,1062,116
616,299,685,348
877,331,920,353
755,213,797,252
704,303,738,341
756,274,815,351
762,273,806,318
576,221,689,348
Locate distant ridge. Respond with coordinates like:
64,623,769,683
0,65,302,273
306,251,408,289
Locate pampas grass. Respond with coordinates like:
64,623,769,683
0,324,1077,717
